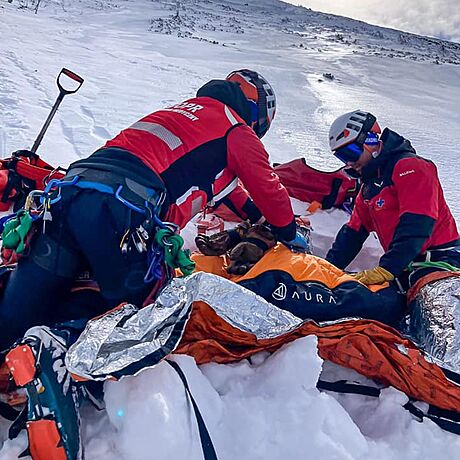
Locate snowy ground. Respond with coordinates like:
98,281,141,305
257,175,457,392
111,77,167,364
1,0,460,458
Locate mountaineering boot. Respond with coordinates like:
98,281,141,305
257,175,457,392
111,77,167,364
5,326,82,460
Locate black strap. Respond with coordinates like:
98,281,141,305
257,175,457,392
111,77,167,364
321,178,343,210
166,359,219,460
317,378,460,436
0,400,22,422
404,401,460,435
8,405,28,439
317,379,381,397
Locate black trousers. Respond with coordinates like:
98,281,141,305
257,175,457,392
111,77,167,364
0,188,153,350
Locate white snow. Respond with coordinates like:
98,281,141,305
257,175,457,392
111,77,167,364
1,0,460,458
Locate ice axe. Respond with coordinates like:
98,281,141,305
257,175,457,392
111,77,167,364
30,68,84,154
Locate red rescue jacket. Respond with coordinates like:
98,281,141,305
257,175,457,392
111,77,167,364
327,129,459,275
104,95,295,239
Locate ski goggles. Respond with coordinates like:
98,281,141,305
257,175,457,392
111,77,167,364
333,142,364,164
334,131,380,164
247,99,259,124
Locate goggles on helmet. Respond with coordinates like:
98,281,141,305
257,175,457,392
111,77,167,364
247,99,259,125
333,142,364,164
333,113,379,164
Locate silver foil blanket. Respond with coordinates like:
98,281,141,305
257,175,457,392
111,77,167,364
405,276,460,374
65,272,302,380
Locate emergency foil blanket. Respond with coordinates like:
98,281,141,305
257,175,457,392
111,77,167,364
66,272,302,380
404,276,460,375
65,272,460,412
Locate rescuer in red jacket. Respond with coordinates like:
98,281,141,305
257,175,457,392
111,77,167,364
0,69,308,350
326,110,460,287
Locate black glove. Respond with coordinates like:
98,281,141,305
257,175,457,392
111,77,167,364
227,224,276,275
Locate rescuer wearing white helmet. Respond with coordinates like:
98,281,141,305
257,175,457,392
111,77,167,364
326,110,460,288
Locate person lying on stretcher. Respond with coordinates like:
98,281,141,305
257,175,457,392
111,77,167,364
194,221,406,327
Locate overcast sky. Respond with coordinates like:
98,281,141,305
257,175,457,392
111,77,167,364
284,0,460,43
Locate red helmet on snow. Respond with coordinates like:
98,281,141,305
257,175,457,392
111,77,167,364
226,69,276,139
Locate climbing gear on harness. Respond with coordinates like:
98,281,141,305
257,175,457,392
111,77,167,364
154,229,195,276
1,210,34,254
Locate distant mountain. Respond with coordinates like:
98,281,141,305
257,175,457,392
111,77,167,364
147,0,460,65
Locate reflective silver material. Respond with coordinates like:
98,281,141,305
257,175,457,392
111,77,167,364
129,121,182,150
66,272,302,380
404,276,460,374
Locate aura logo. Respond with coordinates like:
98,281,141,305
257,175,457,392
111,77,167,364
272,283,287,301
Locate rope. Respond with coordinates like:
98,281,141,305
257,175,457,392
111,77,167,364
154,228,195,276
408,260,460,272
1,210,33,254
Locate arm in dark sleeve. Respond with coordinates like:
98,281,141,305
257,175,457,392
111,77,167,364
326,193,371,269
213,185,263,224
379,213,435,276
326,224,369,269
227,125,296,241
379,158,439,276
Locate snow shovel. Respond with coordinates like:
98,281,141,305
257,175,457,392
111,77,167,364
30,68,84,154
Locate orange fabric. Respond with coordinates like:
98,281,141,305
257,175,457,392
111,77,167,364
185,250,460,411
27,420,67,460
192,245,388,292
175,301,460,412
6,344,37,387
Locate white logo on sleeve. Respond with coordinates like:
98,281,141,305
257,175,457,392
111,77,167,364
399,169,415,177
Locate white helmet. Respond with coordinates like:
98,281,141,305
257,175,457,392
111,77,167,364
329,110,381,151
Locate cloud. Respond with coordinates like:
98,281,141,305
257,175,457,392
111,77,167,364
289,0,460,43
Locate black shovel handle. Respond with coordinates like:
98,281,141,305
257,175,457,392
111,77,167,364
30,68,84,153
57,68,84,95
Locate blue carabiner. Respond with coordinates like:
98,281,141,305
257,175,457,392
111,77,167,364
43,175,80,205
115,185,146,214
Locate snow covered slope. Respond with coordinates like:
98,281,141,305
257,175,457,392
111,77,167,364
1,0,460,458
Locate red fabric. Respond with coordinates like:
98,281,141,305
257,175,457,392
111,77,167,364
225,185,250,213
274,159,358,206
176,303,460,413
349,157,458,251
106,97,236,174
227,126,294,229
105,97,294,232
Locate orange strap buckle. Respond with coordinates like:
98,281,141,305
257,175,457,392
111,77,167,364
5,344,37,387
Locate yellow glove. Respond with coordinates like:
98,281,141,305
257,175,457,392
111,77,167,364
353,266,394,285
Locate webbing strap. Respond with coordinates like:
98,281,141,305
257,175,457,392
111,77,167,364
166,360,218,460
316,379,381,397
317,378,460,436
